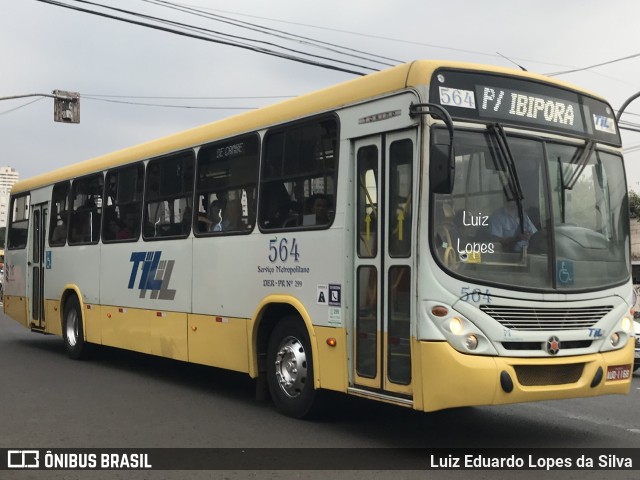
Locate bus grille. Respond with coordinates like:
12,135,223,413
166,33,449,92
514,364,584,386
502,340,592,351
480,305,612,331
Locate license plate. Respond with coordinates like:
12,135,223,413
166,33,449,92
606,364,631,381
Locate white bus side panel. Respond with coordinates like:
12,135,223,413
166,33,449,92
191,227,347,328
98,239,193,357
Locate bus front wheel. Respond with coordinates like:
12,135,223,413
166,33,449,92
267,317,317,418
63,296,88,360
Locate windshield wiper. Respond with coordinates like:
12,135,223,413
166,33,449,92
489,123,526,233
564,140,596,190
557,139,596,223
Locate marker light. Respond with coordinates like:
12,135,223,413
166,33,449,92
326,338,337,347
449,317,463,335
465,335,478,350
432,305,449,317
621,317,632,333
610,332,620,347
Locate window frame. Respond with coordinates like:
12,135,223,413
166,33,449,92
193,133,260,237
102,162,145,244
142,150,196,241
49,181,71,247
7,193,30,250
258,114,340,232
68,172,104,246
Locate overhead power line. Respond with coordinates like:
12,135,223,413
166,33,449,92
546,52,640,76
67,0,382,72
82,95,259,109
141,0,401,67
0,97,46,116
170,1,640,88
34,0,372,76
84,94,294,100
179,2,576,69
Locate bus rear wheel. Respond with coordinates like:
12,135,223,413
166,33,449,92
267,317,317,418
63,296,88,360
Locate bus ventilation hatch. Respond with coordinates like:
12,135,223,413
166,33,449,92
513,363,584,386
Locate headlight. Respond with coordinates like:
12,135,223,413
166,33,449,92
621,317,632,334
449,317,463,335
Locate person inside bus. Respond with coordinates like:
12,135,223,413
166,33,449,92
117,213,138,240
70,213,91,244
105,217,122,240
51,216,68,244
261,181,293,229
181,206,193,235
310,194,331,225
489,197,537,252
207,200,222,232
220,198,243,231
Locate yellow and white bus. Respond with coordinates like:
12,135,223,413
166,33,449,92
4,60,635,418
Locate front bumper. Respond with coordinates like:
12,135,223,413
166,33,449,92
416,339,633,412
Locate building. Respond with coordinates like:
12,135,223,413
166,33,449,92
0,166,19,228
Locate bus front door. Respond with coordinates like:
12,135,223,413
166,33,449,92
353,131,416,399
27,203,47,330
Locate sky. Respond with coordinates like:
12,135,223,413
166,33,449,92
3,0,640,189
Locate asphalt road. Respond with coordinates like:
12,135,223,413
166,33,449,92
1,311,639,480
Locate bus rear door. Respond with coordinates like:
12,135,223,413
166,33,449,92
27,203,47,331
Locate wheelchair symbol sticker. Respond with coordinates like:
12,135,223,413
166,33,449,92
557,260,574,285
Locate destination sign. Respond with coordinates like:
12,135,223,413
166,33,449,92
430,69,620,146
477,85,583,132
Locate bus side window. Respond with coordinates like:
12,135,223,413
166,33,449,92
259,117,338,231
49,181,70,247
195,134,259,235
143,152,194,240
8,194,30,250
103,163,144,242
68,173,103,245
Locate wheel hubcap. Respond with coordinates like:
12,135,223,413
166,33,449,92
274,336,308,398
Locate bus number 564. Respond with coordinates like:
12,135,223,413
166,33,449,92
269,237,301,263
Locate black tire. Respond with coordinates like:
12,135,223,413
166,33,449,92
63,296,89,360
267,316,318,418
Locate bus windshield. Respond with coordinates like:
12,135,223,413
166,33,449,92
431,127,630,291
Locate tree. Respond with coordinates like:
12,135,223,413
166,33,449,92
630,189,640,219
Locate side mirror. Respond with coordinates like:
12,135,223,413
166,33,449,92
430,144,455,194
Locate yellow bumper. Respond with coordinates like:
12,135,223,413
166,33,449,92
418,340,634,412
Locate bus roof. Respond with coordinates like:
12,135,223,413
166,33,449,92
12,59,602,195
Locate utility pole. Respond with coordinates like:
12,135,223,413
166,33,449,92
0,90,80,123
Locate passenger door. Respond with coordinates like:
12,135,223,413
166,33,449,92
353,130,416,397
27,203,47,330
